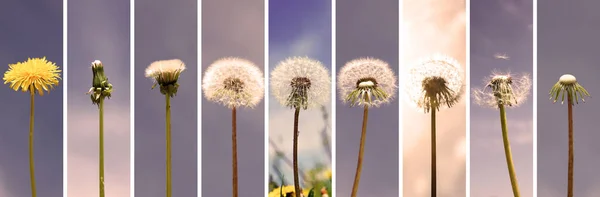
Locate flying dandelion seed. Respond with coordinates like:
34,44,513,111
472,71,531,108
404,54,464,113
271,56,331,110
338,57,397,107
203,57,264,108
145,59,186,97
493,53,510,60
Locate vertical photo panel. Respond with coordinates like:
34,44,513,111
134,0,198,196
0,0,63,196
67,0,131,196
200,0,265,196
268,0,333,196
538,0,600,197
335,0,399,196
401,0,466,196
470,0,534,196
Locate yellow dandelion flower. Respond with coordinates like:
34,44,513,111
3,57,61,96
268,185,310,197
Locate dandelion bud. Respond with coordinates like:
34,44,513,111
89,60,113,105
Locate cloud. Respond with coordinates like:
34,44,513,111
0,170,12,197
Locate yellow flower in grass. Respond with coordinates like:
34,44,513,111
268,185,310,197
3,57,61,95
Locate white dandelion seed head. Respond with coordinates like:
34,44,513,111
337,57,397,108
145,59,186,96
202,57,264,109
270,56,331,110
472,71,532,108
404,54,464,113
559,74,577,85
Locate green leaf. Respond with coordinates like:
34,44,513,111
307,188,315,197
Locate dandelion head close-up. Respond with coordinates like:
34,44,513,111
404,54,464,113
3,57,61,96
87,60,113,105
202,57,264,109
338,57,397,107
550,74,590,105
472,71,532,108
270,56,331,110
145,59,186,97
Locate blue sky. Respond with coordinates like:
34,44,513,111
66,0,130,196
470,0,534,197
201,0,264,196
0,0,63,196
268,0,333,188
537,0,600,196
134,0,197,196
335,0,399,196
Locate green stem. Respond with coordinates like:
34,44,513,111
99,99,105,197
29,91,36,197
567,94,574,197
499,104,521,197
232,107,238,197
166,95,172,197
431,109,436,197
350,105,369,197
293,107,301,197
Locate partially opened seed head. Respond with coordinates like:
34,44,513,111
472,71,531,108
270,56,331,110
338,57,397,107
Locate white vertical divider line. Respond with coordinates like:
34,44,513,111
532,0,538,196
130,0,135,195
62,0,68,195
465,0,471,196
197,0,202,196
264,0,270,195
398,0,404,196
330,0,336,196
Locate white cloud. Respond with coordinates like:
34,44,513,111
0,170,12,197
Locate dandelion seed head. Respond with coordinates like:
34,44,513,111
404,54,464,113
270,56,331,110
3,57,61,96
145,59,186,97
550,74,590,105
88,60,113,105
338,57,397,107
559,74,576,85
202,57,264,109
472,71,531,108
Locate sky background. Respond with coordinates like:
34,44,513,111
201,0,264,196
268,0,333,189
66,0,130,196
0,0,63,196
335,0,399,196
538,0,600,197
401,0,466,196
134,0,197,196
470,0,534,196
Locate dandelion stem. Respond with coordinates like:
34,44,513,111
431,109,436,197
567,94,574,197
293,107,301,197
165,94,172,197
351,105,369,197
232,107,238,197
29,91,36,197
99,98,105,197
499,104,521,197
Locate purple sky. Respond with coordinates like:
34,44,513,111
335,0,399,196
537,0,600,197
134,0,197,196
470,0,533,197
402,0,466,196
0,0,63,196
201,0,264,196
66,0,130,196
268,0,332,190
